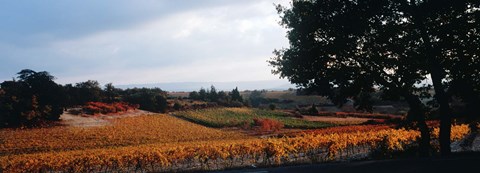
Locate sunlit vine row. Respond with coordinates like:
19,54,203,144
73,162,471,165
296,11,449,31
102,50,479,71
0,124,469,173
0,115,249,156
283,124,392,137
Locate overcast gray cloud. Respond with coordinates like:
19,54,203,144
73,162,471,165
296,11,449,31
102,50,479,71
0,0,290,86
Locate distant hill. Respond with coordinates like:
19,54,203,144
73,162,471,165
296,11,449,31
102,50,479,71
116,80,296,92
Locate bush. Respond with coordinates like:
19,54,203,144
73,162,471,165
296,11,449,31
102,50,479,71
240,120,252,130
268,104,276,110
308,104,319,115
229,101,244,107
173,102,182,111
253,118,284,132
82,102,138,115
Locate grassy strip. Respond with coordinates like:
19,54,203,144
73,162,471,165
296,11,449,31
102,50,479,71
174,108,333,129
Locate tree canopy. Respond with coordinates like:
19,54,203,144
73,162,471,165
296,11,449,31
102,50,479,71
271,0,480,155
0,69,65,127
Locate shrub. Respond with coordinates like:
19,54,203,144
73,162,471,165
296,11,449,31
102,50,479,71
240,120,252,130
268,104,276,110
82,102,138,115
308,104,318,115
83,105,102,115
173,102,182,111
253,118,284,132
229,101,244,107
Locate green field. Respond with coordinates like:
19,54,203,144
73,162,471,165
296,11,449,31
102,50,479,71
174,107,333,129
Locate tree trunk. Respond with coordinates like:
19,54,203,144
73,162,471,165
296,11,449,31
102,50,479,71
411,5,453,155
430,66,452,156
370,69,432,156
404,93,431,157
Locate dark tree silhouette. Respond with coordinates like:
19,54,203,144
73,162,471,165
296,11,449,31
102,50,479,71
64,80,104,106
441,1,480,149
230,87,243,102
189,86,244,107
270,0,432,156
209,85,219,102
217,91,228,102
271,0,479,155
122,88,168,113
0,69,64,127
198,88,207,101
104,83,120,103
249,90,266,108
390,0,479,155
75,80,103,104
189,91,200,100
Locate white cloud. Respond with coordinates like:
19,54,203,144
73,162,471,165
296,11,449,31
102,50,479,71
1,0,291,86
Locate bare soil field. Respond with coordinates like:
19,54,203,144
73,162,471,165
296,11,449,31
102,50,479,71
59,109,155,127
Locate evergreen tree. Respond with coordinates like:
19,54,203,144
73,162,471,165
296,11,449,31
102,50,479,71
230,87,243,102
199,88,207,101
209,85,218,102
189,91,200,100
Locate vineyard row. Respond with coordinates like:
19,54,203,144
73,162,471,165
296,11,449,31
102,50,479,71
0,124,469,172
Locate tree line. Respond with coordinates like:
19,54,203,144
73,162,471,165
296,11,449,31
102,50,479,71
270,0,479,156
188,86,244,107
188,86,284,109
0,69,168,127
0,70,273,127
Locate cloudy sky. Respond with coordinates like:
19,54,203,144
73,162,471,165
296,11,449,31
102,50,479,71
0,0,290,86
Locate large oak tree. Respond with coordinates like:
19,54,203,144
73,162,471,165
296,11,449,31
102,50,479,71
0,69,65,127
271,0,479,155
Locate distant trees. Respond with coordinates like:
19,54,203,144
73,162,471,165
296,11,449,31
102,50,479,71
0,69,65,127
199,88,208,101
230,87,243,102
75,80,103,104
217,91,228,103
208,85,219,102
248,90,266,108
122,88,168,113
62,81,169,113
188,91,200,100
0,70,174,127
64,80,103,106
246,90,286,109
188,86,244,107
104,83,121,103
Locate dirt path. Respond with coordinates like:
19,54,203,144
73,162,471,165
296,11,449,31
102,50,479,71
59,110,155,127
